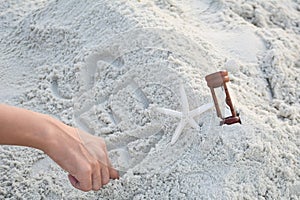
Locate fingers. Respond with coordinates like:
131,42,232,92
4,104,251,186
101,165,110,186
92,161,115,190
107,159,120,179
92,164,102,191
91,160,119,189
103,148,120,180
98,161,119,186
68,162,116,192
66,128,120,191
109,167,120,179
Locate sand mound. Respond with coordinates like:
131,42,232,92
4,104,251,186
0,0,299,199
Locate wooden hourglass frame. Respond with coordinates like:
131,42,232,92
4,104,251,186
205,70,241,125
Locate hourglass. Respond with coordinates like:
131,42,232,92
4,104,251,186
205,70,241,125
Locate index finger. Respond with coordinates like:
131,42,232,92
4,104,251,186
109,166,120,179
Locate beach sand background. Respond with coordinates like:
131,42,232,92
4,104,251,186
0,0,299,199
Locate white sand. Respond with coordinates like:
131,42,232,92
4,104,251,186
1,0,299,199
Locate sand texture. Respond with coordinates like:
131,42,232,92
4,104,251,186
0,0,299,199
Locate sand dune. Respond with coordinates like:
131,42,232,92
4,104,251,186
0,0,299,199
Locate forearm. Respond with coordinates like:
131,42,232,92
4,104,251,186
0,104,119,191
0,104,71,152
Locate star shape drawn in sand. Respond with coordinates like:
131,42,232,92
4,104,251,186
155,84,214,145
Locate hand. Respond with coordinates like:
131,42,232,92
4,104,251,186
44,125,119,192
0,104,118,191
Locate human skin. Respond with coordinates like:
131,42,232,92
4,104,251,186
0,104,119,192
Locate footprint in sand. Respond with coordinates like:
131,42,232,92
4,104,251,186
73,28,216,173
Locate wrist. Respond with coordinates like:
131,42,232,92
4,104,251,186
38,115,75,154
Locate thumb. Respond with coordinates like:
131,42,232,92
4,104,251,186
68,174,80,189
68,174,92,192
